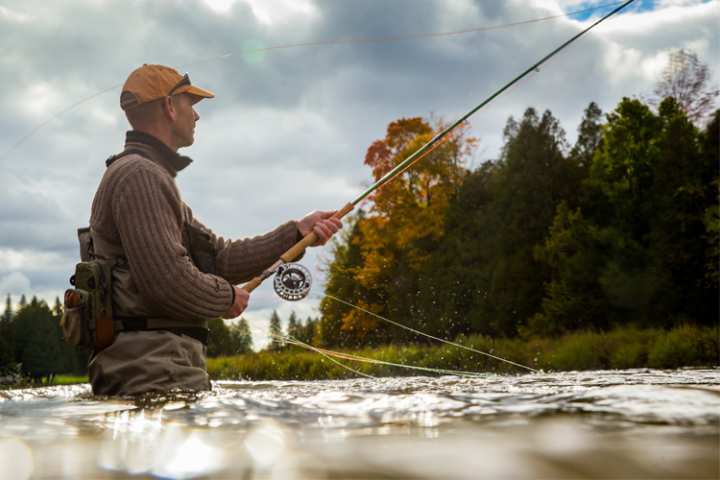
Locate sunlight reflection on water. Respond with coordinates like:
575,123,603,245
0,368,718,479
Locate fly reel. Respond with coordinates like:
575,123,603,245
273,263,312,301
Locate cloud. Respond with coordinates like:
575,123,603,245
0,272,32,296
0,0,716,320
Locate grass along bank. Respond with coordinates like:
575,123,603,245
208,325,719,380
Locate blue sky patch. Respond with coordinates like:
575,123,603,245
568,0,658,21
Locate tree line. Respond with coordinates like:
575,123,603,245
266,310,320,351
316,50,719,348
0,294,87,380
0,293,257,378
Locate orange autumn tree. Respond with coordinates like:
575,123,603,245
319,117,476,347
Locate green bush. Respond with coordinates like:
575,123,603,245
549,331,607,370
647,324,710,368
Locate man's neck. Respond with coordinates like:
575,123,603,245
133,127,178,152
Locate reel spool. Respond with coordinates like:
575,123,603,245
273,263,312,301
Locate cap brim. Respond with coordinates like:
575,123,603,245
176,84,215,103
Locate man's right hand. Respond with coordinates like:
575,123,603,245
223,286,249,319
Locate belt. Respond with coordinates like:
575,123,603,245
117,317,209,346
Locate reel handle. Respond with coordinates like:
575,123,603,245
240,202,354,294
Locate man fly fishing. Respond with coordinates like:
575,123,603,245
72,64,341,396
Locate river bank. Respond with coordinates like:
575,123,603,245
208,324,719,380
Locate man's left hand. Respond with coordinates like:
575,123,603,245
297,210,343,246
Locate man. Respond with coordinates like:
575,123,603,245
87,64,341,395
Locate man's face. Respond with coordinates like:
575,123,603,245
170,93,200,148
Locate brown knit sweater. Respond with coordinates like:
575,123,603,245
89,130,300,323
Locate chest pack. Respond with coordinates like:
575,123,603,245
60,228,115,351
60,149,217,351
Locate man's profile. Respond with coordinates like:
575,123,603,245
85,64,340,396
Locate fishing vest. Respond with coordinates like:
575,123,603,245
60,150,216,351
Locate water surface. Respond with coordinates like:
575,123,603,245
1,368,718,479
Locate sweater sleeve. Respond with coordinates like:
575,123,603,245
187,211,302,285
113,165,234,322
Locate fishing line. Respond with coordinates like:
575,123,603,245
322,294,538,373
226,1,627,54
277,334,486,378
269,333,376,378
0,0,631,161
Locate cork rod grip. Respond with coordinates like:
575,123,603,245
240,202,355,294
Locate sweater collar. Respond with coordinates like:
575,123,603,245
124,130,193,176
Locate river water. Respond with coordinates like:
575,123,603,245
0,368,718,479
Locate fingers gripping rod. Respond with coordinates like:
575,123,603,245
241,202,355,293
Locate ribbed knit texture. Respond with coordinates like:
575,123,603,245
90,132,300,322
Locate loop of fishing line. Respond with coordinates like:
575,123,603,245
272,333,489,378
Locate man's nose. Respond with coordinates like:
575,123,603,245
193,109,199,121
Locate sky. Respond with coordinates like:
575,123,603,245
0,0,717,349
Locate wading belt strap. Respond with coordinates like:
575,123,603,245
116,317,209,346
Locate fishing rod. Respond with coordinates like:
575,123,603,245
243,0,637,300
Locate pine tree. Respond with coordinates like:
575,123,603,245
1,294,12,323
287,311,299,339
53,297,62,317
572,102,603,170
14,300,62,382
229,318,253,354
0,294,15,373
267,310,283,351
18,294,27,310
207,318,232,357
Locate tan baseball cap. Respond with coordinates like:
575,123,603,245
120,64,215,110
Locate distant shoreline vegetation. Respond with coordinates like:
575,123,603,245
207,325,719,381
1,325,716,388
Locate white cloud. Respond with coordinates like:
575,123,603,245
17,83,63,119
0,272,32,296
0,249,70,272
0,5,32,23
240,0,319,25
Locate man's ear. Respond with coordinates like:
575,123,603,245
161,96,177,122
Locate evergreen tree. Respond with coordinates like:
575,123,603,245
53,296,62,317
0,294,14,373
1,294,12,323
208,317,254,356
14,300,62,382
18,294,27,310
701,111,720,288
287,311,299,339
207,318,232,357
229,318,253,354
533,98,718,334
572,102,604,170
429,108,580,337
267,310,283,351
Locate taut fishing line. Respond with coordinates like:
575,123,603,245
322,295,538,373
